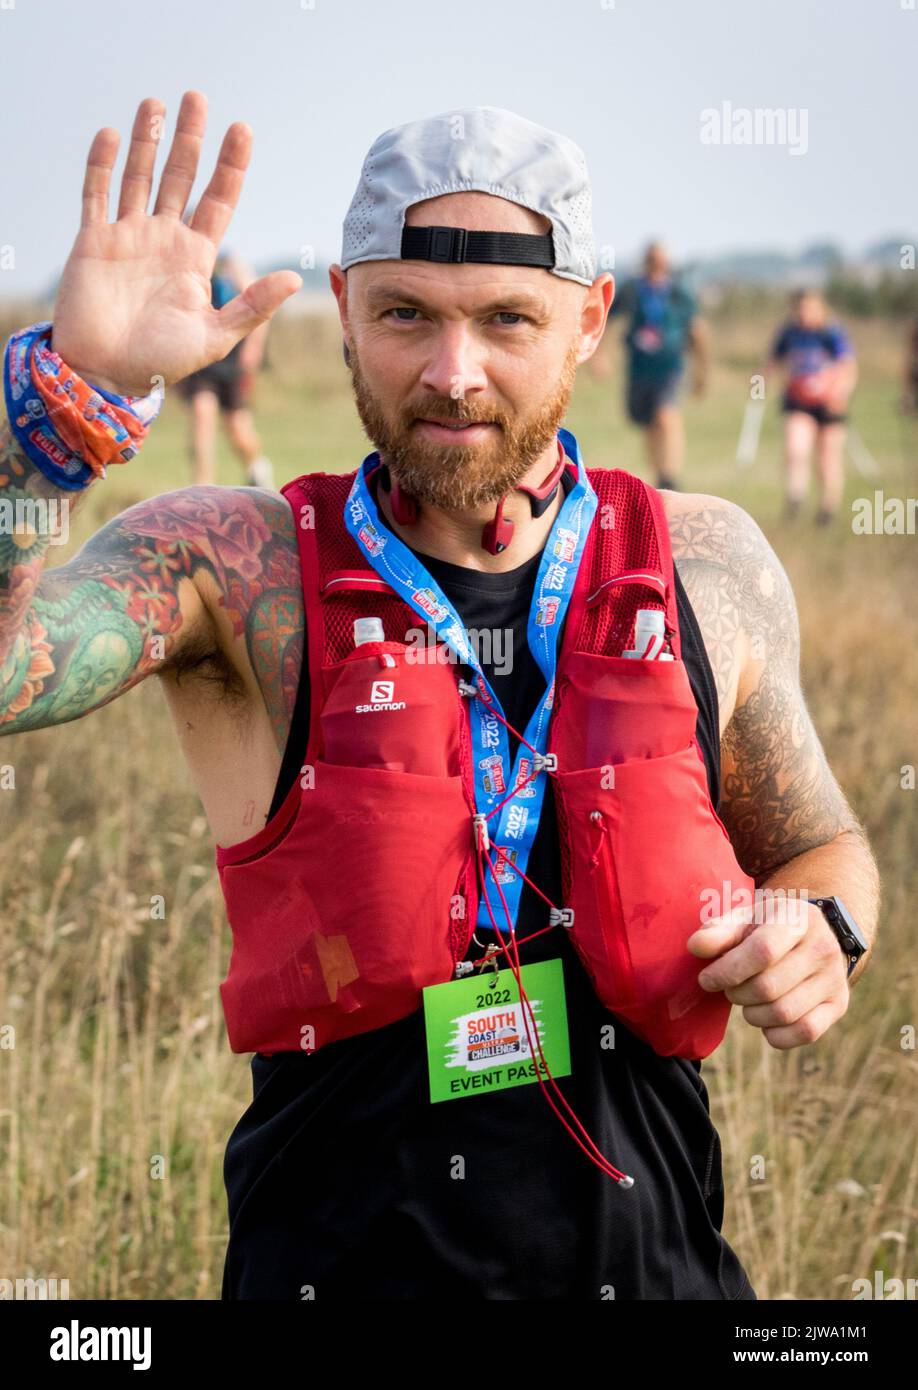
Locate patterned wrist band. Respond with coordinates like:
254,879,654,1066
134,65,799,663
3,320,164,491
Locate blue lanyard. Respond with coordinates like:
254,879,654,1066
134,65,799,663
344,426,597,936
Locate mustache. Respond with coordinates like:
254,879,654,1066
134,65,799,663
405,403,503,426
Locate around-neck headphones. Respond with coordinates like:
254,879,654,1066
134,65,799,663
376,438,569,555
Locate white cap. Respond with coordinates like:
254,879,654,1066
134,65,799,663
341,106,596,287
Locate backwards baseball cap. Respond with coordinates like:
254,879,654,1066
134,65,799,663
340,106,596,287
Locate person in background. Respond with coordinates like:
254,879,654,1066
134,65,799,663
900,312,918,415
178,241,276,488
607,240,708,490
762,289,857,525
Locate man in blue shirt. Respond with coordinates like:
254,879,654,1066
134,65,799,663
763,290,857,525
608,242,707,490
177,244,276,489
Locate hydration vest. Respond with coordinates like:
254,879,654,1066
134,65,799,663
215,452,756,1061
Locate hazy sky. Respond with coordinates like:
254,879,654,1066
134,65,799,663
1,0,914,296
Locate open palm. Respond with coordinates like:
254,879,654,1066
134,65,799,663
52,91,302,397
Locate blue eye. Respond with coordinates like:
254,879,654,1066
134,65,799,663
384,307,529,326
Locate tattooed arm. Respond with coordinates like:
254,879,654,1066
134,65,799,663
670,495,879,1032
0,415,300,740
0,413,209,731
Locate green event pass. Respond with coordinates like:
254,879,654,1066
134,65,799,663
422,958,571,1103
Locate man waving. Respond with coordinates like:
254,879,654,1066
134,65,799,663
1,93,878,1301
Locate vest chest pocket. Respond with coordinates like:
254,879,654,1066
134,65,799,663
319,643,464,777
551,653,754,1059
217,641,483,1053
218,760,478,1054
555,746,747,1058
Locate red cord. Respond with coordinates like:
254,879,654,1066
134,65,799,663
475,841,632,1186
463,669,634,1186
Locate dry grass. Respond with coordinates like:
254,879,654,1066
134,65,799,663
0,304,915,1299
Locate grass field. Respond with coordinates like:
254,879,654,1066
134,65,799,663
1,302,916,1300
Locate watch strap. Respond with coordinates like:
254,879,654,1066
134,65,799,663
809,895,865,978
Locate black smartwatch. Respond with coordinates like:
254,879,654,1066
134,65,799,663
807,895,869,978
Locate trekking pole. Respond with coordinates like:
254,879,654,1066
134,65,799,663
736,399,765,469
845,424,880,479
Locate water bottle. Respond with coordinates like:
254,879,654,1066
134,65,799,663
354,616,385,645
319,614,458,775
622,608,673,660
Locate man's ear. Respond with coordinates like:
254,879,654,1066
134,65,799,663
329,263,351,367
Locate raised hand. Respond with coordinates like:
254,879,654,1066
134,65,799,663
51,91,302,396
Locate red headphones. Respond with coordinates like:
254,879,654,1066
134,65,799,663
377,439,568,555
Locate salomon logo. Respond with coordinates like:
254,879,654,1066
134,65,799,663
355,679,406,715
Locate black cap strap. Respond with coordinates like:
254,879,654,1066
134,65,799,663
401,224,554,269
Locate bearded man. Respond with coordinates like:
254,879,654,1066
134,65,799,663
0,91,877,1301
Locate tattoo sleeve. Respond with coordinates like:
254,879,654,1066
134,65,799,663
670,499,863,881
0,413,302,745
156,486,304,754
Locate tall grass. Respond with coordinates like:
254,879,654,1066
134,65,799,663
0,304,915,1298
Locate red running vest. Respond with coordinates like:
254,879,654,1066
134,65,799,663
215,458,756,1060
